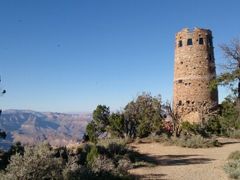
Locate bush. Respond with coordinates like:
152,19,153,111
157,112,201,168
124,93,163,138
170,135,220,148
97,138,127,148
90,155,132,178
86,145,99,167
225,150,240,179
117,158,132,175
86,140,132,179
107,143,127,156
0,141,135,180
224,160,240,179
181,122,201,135
228,129,240,139
86,122,98,143
0,143,64,180
228,151,240,160
62,156,86,180
91,155,115,173
204,117,222,135
109,113,125,138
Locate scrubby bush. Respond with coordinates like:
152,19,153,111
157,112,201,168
86,105,110,143
0,142,25,171
87,93,164,142
224,159,240,179
86,145,99,167
0,143,64,180
117,158,133,174
86,122,98,143
91,155,115,173
181,121,201,135
107,142,127,156
205,97,240,137
228,129,240,139
0,140,135,180
228,151,240,161
177,96,240,139
169,135,220,148
109,113,125,138
224,151,240,179
97,138,127,148
124,93,164,138
90,139,133,179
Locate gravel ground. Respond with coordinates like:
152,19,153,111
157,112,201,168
129,138,240,180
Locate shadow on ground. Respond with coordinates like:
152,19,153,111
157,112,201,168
129,148,214,179
134,173,167,180
220,141,240,146
129,147,214,168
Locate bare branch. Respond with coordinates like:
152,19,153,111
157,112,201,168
220,38,240,63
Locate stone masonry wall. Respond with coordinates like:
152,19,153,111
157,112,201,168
173,28,218,123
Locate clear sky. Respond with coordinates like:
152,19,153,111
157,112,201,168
0,0,240,113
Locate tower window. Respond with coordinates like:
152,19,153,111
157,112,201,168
178,101,182,105
199,38,204,45
178,80,183,83
178,40,183,47
187,39,193,45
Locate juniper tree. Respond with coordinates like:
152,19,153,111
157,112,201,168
212,38,240,105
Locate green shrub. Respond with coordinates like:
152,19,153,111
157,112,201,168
86,122,98,143
0,143,64,180
117,158,132,175
107,143,127,156
228,151,240,160
124,93,163,138
97,138,127,148
181,122,201,135
224,151,240,179
62,156,86,180
205,117,222,135
91,155,115,173
0,141,134,180
86,145,99,167
170,135,220,148
224,159,240,179
109,113,125,138
228,129,240,139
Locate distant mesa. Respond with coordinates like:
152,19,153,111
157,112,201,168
0,110,92,150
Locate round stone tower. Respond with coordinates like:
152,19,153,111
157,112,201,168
173,28,218,123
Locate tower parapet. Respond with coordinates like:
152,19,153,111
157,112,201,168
173,27,218,123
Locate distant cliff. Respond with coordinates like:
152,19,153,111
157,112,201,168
0,110,92,149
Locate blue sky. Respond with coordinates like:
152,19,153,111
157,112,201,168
0,0,239,113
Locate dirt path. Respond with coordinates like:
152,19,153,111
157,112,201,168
129,138,240,180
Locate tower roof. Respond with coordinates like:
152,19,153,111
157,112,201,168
176,27,212,37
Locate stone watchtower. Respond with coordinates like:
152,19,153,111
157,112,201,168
173,28,218,123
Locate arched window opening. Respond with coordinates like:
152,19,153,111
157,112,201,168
178,40,183,47
199,38,204,45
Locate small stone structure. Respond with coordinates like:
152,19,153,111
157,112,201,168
173,28,218,123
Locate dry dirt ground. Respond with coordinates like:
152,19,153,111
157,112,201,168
129,138,240,180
